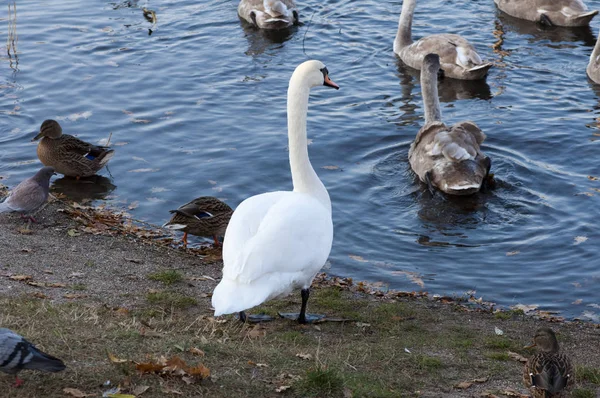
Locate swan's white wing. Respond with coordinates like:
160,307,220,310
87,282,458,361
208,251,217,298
222,191,333,283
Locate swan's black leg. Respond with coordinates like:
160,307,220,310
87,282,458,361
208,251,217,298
298,288,310,324
425,171,436,196
539,14,553,26
481,157,493,193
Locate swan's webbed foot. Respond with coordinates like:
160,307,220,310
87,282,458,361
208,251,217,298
279,312,326,324
480,157,494,193
424,171,436,197
238,311,274,323
278,288,326,324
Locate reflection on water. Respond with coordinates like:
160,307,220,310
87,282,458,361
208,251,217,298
241,21,298,57
51,175,116,202
395,60,493,103
496,12,596,46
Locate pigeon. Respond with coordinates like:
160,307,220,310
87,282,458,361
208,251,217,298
0,166,55,222
0,328,66,387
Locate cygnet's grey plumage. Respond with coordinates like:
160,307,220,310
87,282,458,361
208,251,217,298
238,0,298,30
0,328,66,377
0,166,55,215
409,54,491,195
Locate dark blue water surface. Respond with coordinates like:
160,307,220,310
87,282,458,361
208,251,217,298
1,0,599,320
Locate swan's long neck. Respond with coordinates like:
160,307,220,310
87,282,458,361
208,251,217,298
421,58,442,124
287,78,331,213
394,0,415,53
591,33,600,66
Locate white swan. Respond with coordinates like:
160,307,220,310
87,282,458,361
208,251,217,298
212,60,339,324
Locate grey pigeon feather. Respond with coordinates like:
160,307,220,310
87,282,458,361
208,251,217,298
0,328,66,379
0,166,55,214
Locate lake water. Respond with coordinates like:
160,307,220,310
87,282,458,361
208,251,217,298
1,0,599,321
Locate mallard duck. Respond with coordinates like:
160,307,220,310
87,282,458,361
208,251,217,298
587,30,600,83
495,0,598,27
523,328,574,398
408,54,491,195
238,0,298,30
394,0,492,80
32,120,114,178
163,196,233,247
212,60,338,324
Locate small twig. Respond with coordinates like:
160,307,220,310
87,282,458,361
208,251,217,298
105,131,112,147
302,9,317,58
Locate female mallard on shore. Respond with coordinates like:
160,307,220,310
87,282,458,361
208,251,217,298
494,0,598,27
238,0,298,30
394,0,492,80
32,120,114,178
523,328,574,398
409,54,491,195
163,196,233,247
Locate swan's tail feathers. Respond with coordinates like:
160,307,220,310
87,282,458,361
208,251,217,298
444,182,482,196
212,279,271,317
265,17,289,23
572,10,598,26
469,62,492,72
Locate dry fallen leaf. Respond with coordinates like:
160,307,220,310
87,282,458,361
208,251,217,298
511,304,539,314
454,381,472,389
189,347,205,356
63,388,92,397
348,255,368,263
507,351,528,363
574,236,588,245
275,385,291,393
295,353,312,360
132,385,150,396
9,274,32,281
108,352,129,364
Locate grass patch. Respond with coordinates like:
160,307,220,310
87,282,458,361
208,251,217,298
71,283,87,291
484,336,512,350
146,291,197,308
486,352,510,361
572,389,596,398
295,367,344,397
147,270,184,285
412,355,443,371
576,366,600,385
494,309,524,320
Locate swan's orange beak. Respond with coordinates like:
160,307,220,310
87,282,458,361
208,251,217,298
324,75,339,90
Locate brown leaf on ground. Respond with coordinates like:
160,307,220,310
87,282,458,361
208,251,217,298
500,389,528,397
455,381,473,389
135,356,210,380
189,347,205,356
296,353,312,360
31,292,48,299
108,352,129,364
507,351,528,363
63,387,93,397
9,274,32,281
186,364,210,378
64,294,88,299
132,385,150,396
246,325,267,339
275,385,291,393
